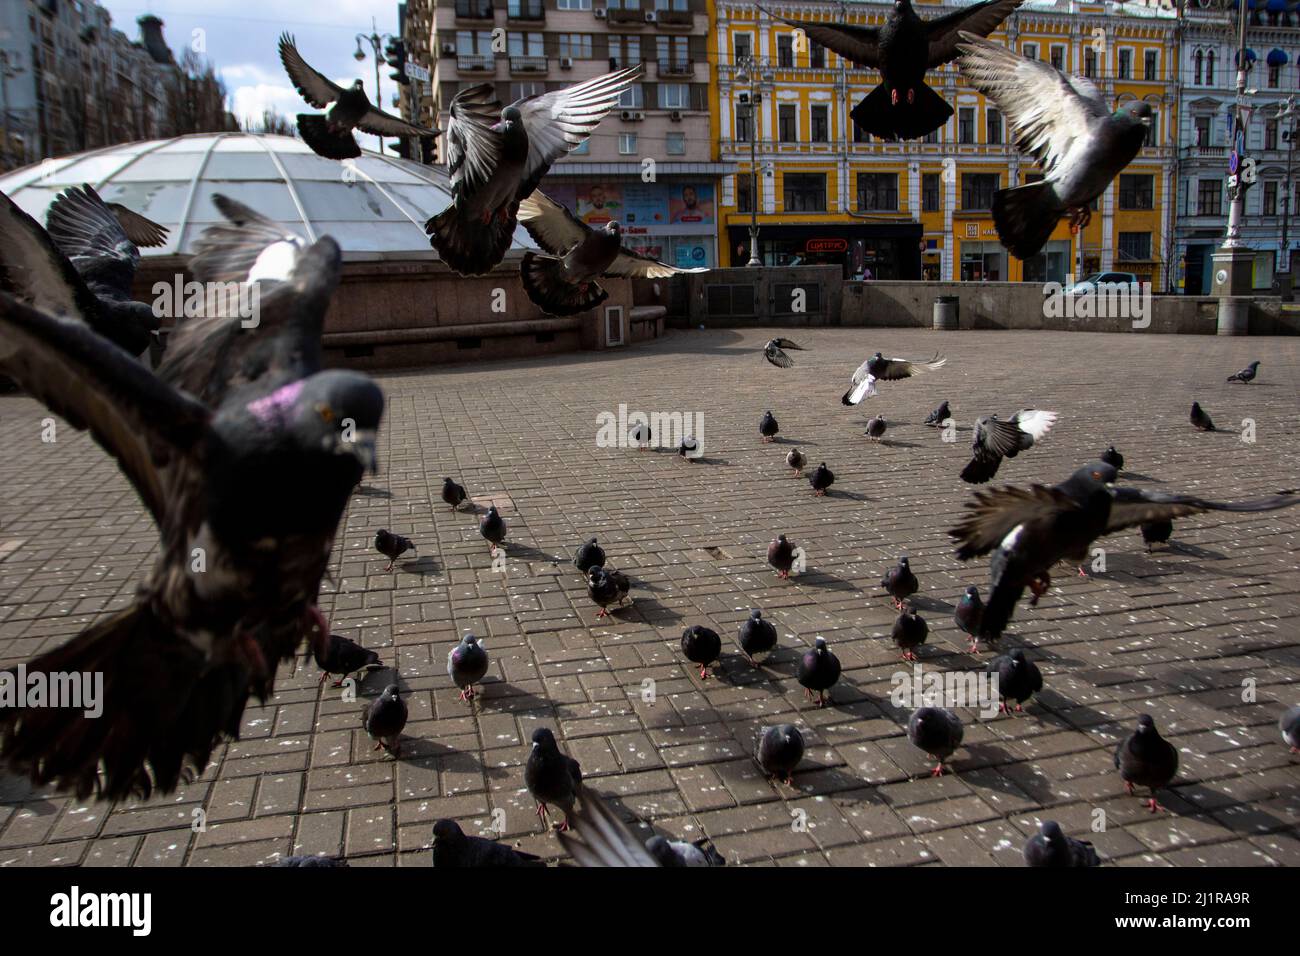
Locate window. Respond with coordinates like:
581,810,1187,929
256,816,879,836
783,173,826,211
1084,48,1097,78
1194,49,1203,85
570,139,589,155
507,32,543,56
735,103,752,142
778,103,796,142
1206,50,1215,84
1270,63,1281,89
1144,110,1158,147
617,84,643,108
1197,178,1222,215
736,174,752,213
558,34,592,59
854,119,869,143
1195,115,1211,147
610,35,640,67
666,131,685,155
1264,180,1279,214
777,34,794,68
1050,46,1064,71
734,33,752,62
922,172,940,212
959,107,974,143
856,172,898,210
456,30,493,54
1023,42,1037,60
508,0,543,17
1267,119,1279,150
961,172,998,210
1118,49,1132,79
810,104,829,142
659,83,689,109
510,82,545,100
657,35,688,68
810,42,825,69
618,132,637,154
923,127,940,145
1144,50,1157,81
558,0,591,8
986,107,1002,145
1117,232,1151,261
1118,174,1154,209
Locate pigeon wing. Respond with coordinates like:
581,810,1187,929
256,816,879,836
949,483,1080,561
189,193,306,286
604,248,703,279
876,353,947,380
278,33,344,108
555,789,659,867
766,346,795,368
1103,488,1300,536
925,0,1025,66
517,189,590,255
0,190,100,322
45,184,146,278
771,337,805,350
107,202,170,248
759,7,881,67
445,83,504,199
356,107,441,139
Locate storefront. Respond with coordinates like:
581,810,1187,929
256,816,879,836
1020,240,1072,284
725,221,923,278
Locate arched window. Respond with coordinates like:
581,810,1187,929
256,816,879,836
1207,49,1216,85
1194,49,1203,85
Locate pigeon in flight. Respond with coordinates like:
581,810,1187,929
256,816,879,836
797,636,841,707
1226,360,1260,383
363,684,408,756
314,633,381,687
986,648,1042,714
554,787,659,867
1190,401,1216,432
1023,821,1100,867
761,0,1024,141
763,337,806,368
426,68,640,275
842,351,947,405
646,835,725,867
1114,714,1178,812
908,707,963,777
956,32,1153,258
448,632,489,702
737,609,778,665
1281,706,1300,753
279,33,439,160
525,727,582,832
757,724,805,785
923,400,951,427
960,409,1057,484
441,477,469,511
516,190,703,316
432,819,544,867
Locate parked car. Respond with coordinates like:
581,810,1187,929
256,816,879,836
1065,272,1141,295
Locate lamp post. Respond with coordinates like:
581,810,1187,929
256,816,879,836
736,55,764,267
1276,97,1296,298
1211,0,1257,296
356,18,395,154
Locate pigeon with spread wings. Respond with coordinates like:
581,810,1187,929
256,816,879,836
960,409,1057,484
841,350,946,405
515,189,703,315
426,68,640,276
764,337,806,368
955,32,1152,259
279,32,440,160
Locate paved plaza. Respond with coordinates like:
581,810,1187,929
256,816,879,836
0,327,1298,867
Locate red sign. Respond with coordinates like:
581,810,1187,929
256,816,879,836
806,238,848,253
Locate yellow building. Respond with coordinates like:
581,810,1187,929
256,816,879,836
711,0,1178,285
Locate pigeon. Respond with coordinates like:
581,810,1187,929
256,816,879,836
892,605,928,662
629,420,653,450
0,186,162,357
0,236,383,801
279,33,439,160
604,566,631,606
363,683,408,756
1281,706,1300,753
842,351,947,404
480,505,507,554
761,0,1023,140
809,462,835,496
759,410,779,442
681,625,722,679
737,609,778,665
275,855,349,867
185,193,306,290
1114,714,1178,812
908,706,963,777
314,633,381,687
448,632,489,702
1226,360,1260,383
1100,445,1124,471
432,818,544,867
426,68,640,275
554,786,659,867
574,537,606,573
1190,401,1215,432
960,409,1058,484
954,585,985,653
797,636,841,707
646,835,725,867
375,529,416,571
525,727,582,832
923,400,951,426
864,416,888,442
678,436,700,460
757,724,805,785
768,534,797,578
1139,518,1174,551
763,337,806,368
881,556,919,609
955,32,1153,258
442,477,469,511
516,190,703,315
986,648,1043,713
1023,821,1100,867
586,566,621,619
786,448,806,476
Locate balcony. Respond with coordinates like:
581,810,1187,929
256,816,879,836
655,9,694,27
509,55,548,73
609,7,646,25
1180,144,1226,160
456,54,496,72
506,1,544,20
656,58,693,76
454,0,494,20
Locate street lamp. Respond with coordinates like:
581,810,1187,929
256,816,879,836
1212,0,1256,295
1276,97,1296,298
735,55,764,268
356,18,395,154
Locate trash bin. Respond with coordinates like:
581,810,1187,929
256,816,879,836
933,295,959,330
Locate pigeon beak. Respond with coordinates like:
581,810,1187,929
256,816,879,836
1140,117,1152,127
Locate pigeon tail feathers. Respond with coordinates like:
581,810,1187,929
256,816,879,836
992,181,1062,260
426,202,517,277
850,83,953,141
842,375,878,406
519,251,609,316
296,114,361,160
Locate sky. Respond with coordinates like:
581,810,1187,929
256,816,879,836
99,0,403,151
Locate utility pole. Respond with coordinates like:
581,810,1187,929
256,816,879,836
356,18,395,155
737,54,764,267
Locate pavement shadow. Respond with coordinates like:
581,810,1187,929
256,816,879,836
627,596,685,625
400,555,441,577
354,484,392,499
792,570,860,592
873,438,923,449
500,543,563,564
1118,470,1162,483
478,681,555,717
825,488,872,502
907,594,954,614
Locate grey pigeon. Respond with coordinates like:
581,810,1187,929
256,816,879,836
574,537,606,573
956,32,1153,258
759,410,779,442
1140,518,1173,550
604,566,631,607
681,625,722,679
678,436,700,460
908,706,963,777
646,835,725,867
986,648,1043,714
786,448,806,476
426,68,640,275
480,505,507,554
842,351,946,404
1190,401,1215,432
1281,706,1300,753
1226,360,1260,384
441,477,468,511
923,400,951,426
1023,821,1100,867
375,528,416,571
797,637,841,707
809,462,835,496
864,416,887,442
525,727,582,832
757,724,805,785
554,788,658,867
881,556,919,609
961,409,1057,484
279,33,438,160
892,605,928,661
448,632,489,702
1114,714,1178,812
432,819,543,867
763,337,806,368
1100,445,1124,471
186,193,306,289
363,684,408,756
518,190,702,315
737,609,778,665
586,566,620,619
314,633,381,687
768,534,797,579
954,585,985,653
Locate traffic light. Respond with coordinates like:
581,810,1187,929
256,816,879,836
385,38,408,85
388,138,412,160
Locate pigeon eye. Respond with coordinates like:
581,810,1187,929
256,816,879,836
315,403,335,424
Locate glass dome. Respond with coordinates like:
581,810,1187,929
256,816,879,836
0,132,535,260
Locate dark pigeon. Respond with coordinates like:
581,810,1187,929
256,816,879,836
923,400,951,426
1100,445,1124,471
737,609,778,665
986,648,1043,714
961,409,1057,484
1226,360,1260,383
586,566,619,620
1190,401,1215,432
797,637,841,707
768,534,797,578
480,506,507,554
448,632,489,702
375,528,416,571
363,683,408,756
786,448,806,476
432,818,543,867
1140,518,1173,550
525,727,582,831
842,351,946,404
605,566,631,606
678,436,700,460
276,855,348,867
809,462,835,496
759,410,779,442
881,556,919,609
892,605,928,661
1023,821,1100,867
646,835,725,867
314,633,380,687
757,724,805,785
1281,706,1300,753
864,416,887,442
441,477,468,511
1114,714,1178,812
681,625,722,679
629,420,652,450
954,585,985,653
908,706,963,777
574,537,606,573
763,337,806,368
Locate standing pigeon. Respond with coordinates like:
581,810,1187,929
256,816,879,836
448,632,489,702
923,400,951,427
809,462,835,496
586,566,620,619
681,625,722,679
574,537,606,573
955,32,1153,258
881,556,919,609
363,684,408,756
1139,518,1173,551
986,648,1043,713
480,506,507,554
375,529,416,571
646,835,725,867
432,819,544,867
797,637,841,707
1100,445,1124,471
314,633,381,687
678,436,700,460
761,0,1024,141
842,351,947,404
525,727,582,831
960,409,1058,484
1023,821,1100,867
1280,706,1300,753
1190,401,1215,432
442,477,469,511
954,585,985,653
892,605,928,661
864,416,888,442
757,724,805,785
768,534,797,578
1226,360,1260,383
426,68,640,275
604,566,631,606
763,337,806,368
908,706,963,777
759,410,779,442
279,33,439,160
629,420,653,450
1114,714,1178,812
786,448,806,476
737,609,778,665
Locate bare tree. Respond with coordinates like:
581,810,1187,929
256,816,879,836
242,109,297,137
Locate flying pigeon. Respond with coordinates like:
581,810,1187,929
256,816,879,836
525,727,582,831
737,609,778,665
1100,445,1124,471
363,683,409,756
1190,401,1215,432
375,529,416,571
786,448,806,476
892,605,928,661
908,706,963,777
757,724,805,785
768,534,797,578
480,506,507,554
1023,821,1100,867
955,32,1153,258
586,566,620,619
448,632,489,702
574,537,606,574
1140,518,1173,551
881,556,919,609
646,835,725,867
924,400,951,427
763,337,806,368
1114,714,1178,812
797,636,841,707
1226,360,1260,383
432,818,544,867
554,787,658,867
279,33,439,160
516,190,703,315
442,477,469,511
842,351,947,405
960,409,1058,484
986,648,1043,714
864,416,888,442
954,585,984,652
314,633,381,687
681,625,722,679
759,410,779,442
761,0,1024,140
809,462,835,496
1281,706,1300,753
425,68,640,275
0,186,161,357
